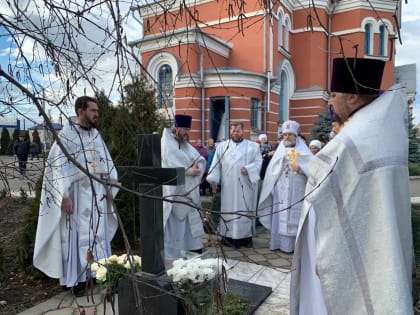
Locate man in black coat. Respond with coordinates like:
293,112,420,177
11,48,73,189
13,132,30,175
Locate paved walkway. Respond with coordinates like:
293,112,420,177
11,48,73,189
17,230,292,315
0,155,44,197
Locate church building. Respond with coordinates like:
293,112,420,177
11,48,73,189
130,0,400,142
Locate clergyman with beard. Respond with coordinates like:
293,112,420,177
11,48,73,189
207,121,262,248
161,114,206,260
34,96,119,297
258,120,312,253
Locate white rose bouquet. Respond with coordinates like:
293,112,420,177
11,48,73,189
91,254,141,294
167,257,227,315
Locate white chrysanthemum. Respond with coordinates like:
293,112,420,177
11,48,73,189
124,261,132,269
133,255,142,267
108,255,118,263
168,257,226,284
96,266,108,281
117,254,128,265
91,262,100,272
98,258,107,266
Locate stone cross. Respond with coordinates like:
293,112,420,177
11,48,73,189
117,133,185,275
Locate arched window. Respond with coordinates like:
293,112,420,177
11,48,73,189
279,71,288,123
379,25,386,56
364,23,373,55
284,16,291,51
157,64,173,108
277,10,284,47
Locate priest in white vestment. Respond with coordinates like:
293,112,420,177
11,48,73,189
207,121,262,248
290,58,413,314
33,96,118,295
258,120,312,253
162,114,206,260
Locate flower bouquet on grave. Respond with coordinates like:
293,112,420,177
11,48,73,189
91,254,142,295
167,256,227,315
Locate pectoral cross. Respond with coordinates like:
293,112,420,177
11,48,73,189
286,148,301,174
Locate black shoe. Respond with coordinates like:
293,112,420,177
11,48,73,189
244,241,253,248
72,282,86,297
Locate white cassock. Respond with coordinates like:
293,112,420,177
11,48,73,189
161,128,206,260
207,139,262,240
258,138,312,252
33,122,118,287
290,85,413,314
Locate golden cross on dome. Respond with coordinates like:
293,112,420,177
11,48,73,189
286,148,301,174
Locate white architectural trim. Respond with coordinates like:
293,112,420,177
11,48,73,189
361,17,380,33
278,59,295,98
139,0,214,18
174,69,269,91
331,0,398,14
292,89,330,101
280,0,294,14
147,51,179,83
147,52,179,109
204,71,267,91
292,26,327,34
135,28,232,58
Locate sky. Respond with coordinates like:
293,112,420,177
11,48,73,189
0,0,419,127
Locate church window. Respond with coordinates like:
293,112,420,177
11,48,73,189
364,23,373,55
284,16,290,51
278,10,284,47
379,25,386,56
157,64,173,108
251,98,262,131
279,71,288,123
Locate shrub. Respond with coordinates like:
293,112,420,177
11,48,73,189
0,244,4,280
409,164,420,176
16,177,44,275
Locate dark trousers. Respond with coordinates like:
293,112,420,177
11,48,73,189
17,154,28,174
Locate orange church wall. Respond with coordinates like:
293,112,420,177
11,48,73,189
291,31,328,89
204,22,266,72
292,7,328,30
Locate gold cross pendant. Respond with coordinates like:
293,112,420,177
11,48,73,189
286,148,301,174
92,161,97,173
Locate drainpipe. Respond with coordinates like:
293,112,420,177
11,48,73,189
263,7,267,74
327,1,336,91
198,40,205,144
266,0,273,133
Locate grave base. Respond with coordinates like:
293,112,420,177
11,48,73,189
227,279,272,314
118,275,272,314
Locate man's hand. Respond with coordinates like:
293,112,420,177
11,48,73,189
212,182,218,192
240,166,248,176
192,163,201,177
61,197,74,214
